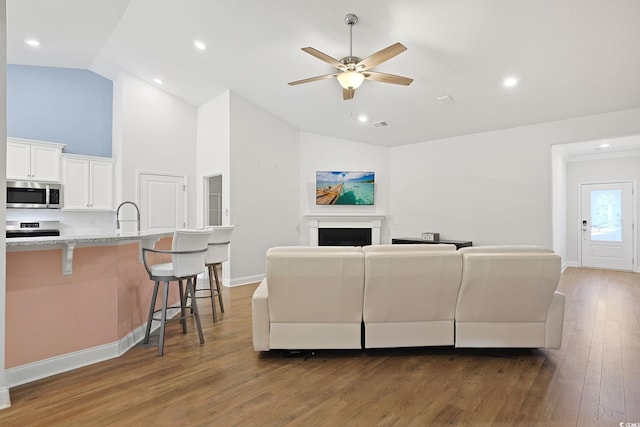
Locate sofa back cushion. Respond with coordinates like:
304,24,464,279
364,250,462,322
456,253,561,322
363,244,457,253
459,245,553,254
266,247,365,323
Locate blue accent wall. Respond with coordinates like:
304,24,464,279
7,64,113,157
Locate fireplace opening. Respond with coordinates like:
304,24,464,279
318,228,372,246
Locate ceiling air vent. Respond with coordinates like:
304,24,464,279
373,121,388,127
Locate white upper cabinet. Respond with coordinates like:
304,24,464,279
62,154,114,211
6,138,65,182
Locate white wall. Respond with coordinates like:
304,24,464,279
389,108,640,248
196,91,232,284
196,91,230,228
298,132,391,244
228,92,299,285
112,72,198,227
552,145,569,264
0,0,11,410
565,154,640,268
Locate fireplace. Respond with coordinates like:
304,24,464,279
305,214,385,246
319,228,372,246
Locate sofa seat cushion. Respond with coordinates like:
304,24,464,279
455,322,545,348
270,323,361,350
365,321,454,348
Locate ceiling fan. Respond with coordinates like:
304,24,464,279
288,13,413,100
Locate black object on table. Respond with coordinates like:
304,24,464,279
391,238,472,250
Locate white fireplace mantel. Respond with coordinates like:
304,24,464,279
305,214,386,245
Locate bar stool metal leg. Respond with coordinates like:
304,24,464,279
178,280,187,334
212,263,225,313
187,277,205,344
144,281,160,345
158,281,170,356
207,264,218,323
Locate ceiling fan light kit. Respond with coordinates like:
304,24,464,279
289,13,413,100
337,71,364,89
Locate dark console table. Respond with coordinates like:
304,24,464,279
392,238,473,249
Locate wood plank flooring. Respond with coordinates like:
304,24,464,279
0,267,639,426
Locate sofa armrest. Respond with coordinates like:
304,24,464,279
252,279,270,351
545,291,565,349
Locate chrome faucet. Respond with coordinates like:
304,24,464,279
116,201,141,232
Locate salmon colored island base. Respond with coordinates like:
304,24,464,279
5,238,174,369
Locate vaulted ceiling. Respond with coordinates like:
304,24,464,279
7,0,640,149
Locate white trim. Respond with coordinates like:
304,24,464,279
5,306,181,388
563,261,579,272
567,150,640,162
0,387,10,410
6,136,66,150
230,273,264,287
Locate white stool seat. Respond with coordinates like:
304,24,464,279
150,262,174,276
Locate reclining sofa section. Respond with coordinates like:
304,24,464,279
252,245,565,352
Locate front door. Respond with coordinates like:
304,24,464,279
139,172,187,231
580,182,634,271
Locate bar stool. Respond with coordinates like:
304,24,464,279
192,226,235,323
142,229,213,356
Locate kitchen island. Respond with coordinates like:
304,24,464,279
5,230,177,386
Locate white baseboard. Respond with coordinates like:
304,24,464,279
0,387,11,410
229,274,264,287
562,261,579,272
5,306,181,388
562,261,639,273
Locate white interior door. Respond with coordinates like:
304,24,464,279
139,172,186,231
580,182,634,271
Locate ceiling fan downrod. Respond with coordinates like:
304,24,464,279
343,14,360,69
345,14,357,58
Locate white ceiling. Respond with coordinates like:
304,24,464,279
7,0,640,149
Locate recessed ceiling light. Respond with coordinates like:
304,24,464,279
153,78,163,85
502,76,519,88
193,40,207,51
357,115,368,123
25,38,40,47
595,143,611,150
437,95,454,105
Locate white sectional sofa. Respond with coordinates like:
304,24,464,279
252,244,565,351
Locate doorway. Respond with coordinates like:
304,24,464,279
580,181,635,271
138,171,187,231
204,174,223,227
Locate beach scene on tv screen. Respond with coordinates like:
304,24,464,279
316,171,375,205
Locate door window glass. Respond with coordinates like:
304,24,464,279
590,189,622,241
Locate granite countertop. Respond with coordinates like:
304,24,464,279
6,229,175,248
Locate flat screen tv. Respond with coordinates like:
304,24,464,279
316,171,375,205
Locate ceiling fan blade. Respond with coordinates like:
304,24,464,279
363,71,413,86
301,47,347,71
288,73,337,86
356,42,407,71
343,88,355,100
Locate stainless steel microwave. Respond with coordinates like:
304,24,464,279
6,180,62,209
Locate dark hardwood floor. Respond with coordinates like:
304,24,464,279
0,267,639,426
